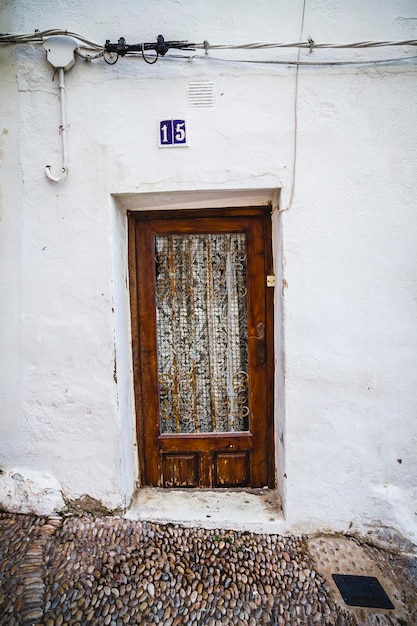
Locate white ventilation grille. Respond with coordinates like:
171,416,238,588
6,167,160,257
188,81,215,108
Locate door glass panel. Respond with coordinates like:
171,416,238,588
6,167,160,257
155,233,249,434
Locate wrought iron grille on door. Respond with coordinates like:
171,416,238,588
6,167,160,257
155,233,249,435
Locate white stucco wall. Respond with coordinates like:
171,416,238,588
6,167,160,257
0,0,416,540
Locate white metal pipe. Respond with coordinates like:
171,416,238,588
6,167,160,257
45,67,68,183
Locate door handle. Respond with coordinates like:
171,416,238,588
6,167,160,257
256,322,265,365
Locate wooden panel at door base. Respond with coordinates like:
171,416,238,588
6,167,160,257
214,452,250,487
162,453,199,487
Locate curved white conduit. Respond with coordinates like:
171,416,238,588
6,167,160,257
42,36,78,183
45,67,68,183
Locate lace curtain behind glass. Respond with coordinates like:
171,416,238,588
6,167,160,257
155,233,249,434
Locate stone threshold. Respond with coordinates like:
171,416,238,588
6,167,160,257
125,487,284,533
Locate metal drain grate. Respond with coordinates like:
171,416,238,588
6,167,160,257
332,574,394,609
188,81,215,107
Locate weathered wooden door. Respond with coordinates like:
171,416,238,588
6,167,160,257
129,207,274,488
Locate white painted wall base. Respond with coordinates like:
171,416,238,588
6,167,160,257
0,468,65,516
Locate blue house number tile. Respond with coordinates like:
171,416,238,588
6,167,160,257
160,120,187,146
173,120,186,144
160,120,173,145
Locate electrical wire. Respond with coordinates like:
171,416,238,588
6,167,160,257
141,43,159,64
1,30,416,66
103,51,118,65
1,29,417,58
75,48,103,61
180,54,417,67
194,39,417,51
0,29,102,50
286,0,307,213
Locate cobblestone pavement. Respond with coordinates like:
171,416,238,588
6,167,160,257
0,512,416,625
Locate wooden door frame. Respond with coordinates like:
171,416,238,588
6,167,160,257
128,205,276,488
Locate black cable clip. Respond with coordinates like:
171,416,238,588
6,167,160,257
155,35,169,57
104,35,195,65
